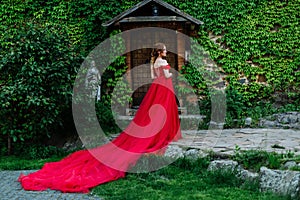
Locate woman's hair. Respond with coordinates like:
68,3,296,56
150,43,165,66
150,43,166,78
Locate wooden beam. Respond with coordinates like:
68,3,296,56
119,16,187,23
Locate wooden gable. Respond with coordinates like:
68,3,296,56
102,0,203,28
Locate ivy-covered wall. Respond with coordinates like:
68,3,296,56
171,0,300,126
164,0,299,126
0,0,299,150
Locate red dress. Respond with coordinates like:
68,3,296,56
18,64,181,193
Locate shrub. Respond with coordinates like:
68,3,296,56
0,21,79,150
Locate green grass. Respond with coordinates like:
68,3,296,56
0,155,63,170
232,147,297,172
0,154,290,200
91,157,289,200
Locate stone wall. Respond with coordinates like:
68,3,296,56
259,112,300,129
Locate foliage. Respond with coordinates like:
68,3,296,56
178,63,208,98
0,0,126,149
10,143,69,160
171,0,299,99
0,21,79,145
95,101,122,135
171,0,299,126
100,30,133,111
233,145,295,172
1,0,299,148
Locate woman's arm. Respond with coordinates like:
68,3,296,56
150,64,157,79
154,59,172,78
163,69,172,78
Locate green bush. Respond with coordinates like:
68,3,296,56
0,22,79,145
14,144,68,160
0,0,125,150
95,101,122,135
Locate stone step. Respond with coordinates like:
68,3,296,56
116,115,206,131
116,114,206,120
126,107,191,116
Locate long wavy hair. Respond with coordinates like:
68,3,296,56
150,43,166,66
150,43,165,78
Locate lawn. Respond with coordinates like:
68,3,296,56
0,155,290,200
91,157,289,200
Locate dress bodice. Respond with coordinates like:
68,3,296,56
153,58,170,78
154,65,170,78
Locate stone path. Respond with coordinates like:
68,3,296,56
0,170,101,200
175,128,300,155
1,128,300,199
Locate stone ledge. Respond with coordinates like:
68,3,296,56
117,114,206,120
260,166,300,199
259,112,300,129
125,107,198,116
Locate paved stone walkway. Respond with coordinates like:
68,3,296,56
1,128,299,199
176,128,300,155
0,170,101,200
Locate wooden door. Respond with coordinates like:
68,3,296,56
130,32,177,108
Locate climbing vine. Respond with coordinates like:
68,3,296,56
170,0,300,125
170,0,300,103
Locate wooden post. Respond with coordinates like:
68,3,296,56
124,32,132,86
7,135,11,155
124,31,133,111
177,25,186,110
177,24,185,71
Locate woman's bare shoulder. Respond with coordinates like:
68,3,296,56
154,58,168,68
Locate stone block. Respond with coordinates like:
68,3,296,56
260,166,300,199
164,145,184,159
184,149,199,160
207,160,239,172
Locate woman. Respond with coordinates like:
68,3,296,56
18,43,181,193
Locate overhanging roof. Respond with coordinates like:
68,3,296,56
102,0,203,27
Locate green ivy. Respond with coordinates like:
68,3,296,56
171,0,299,98
169,0,299,126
